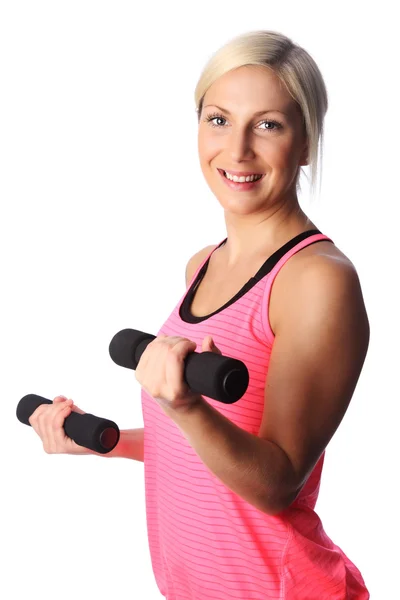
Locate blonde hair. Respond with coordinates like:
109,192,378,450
194,30,328,202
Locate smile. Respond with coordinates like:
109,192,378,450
217,168,265,191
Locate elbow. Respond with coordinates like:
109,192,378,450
260,482,302,517
251,438,303,516
266,494,298,516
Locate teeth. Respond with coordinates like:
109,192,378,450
224,171,262,182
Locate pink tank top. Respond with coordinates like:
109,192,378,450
141,230,369,599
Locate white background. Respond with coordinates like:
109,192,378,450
1,1,398,598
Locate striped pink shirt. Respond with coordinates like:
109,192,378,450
141,230,369,599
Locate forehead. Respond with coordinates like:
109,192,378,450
203,65,298,118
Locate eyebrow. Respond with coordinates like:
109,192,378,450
203,104,289,117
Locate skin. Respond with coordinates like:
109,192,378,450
134,64,370,515
29,65,370,516
197,64,313,266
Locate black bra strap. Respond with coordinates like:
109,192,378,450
250,229,333,282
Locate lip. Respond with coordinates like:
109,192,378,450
217,168,265,191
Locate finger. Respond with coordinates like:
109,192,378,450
202,336,211,349
136,337,159,379
44,399,73,453
29,398,67,441
29,397,67,429
173,338,197,354
53,395,68,403
30,403,49,438
28,403,47,427
52,402,74,451
203,336,221,354
166,340,196,390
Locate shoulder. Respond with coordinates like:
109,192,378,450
259,242,370,510
270,240,369,339
185,244,218,287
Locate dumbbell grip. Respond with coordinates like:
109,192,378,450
109,329,250,404
16,394,120,454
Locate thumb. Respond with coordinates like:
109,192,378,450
69,400,85,415
203,335,222,354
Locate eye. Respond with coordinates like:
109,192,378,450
258,120,282,131
205,112,283,132
205,113,227,127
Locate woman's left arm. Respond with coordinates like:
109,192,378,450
161,256,370,516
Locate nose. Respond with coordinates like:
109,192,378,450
228,128,256,162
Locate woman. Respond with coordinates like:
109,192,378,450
29,31,370,599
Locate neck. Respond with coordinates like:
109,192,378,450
220,201,316,267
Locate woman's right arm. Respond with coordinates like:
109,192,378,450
28,396,144,462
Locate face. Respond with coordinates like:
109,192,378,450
197,65,308,215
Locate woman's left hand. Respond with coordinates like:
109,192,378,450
135,334,222,413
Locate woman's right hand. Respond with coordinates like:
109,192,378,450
28,395,91,455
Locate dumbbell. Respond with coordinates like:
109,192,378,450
17,328,249,453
